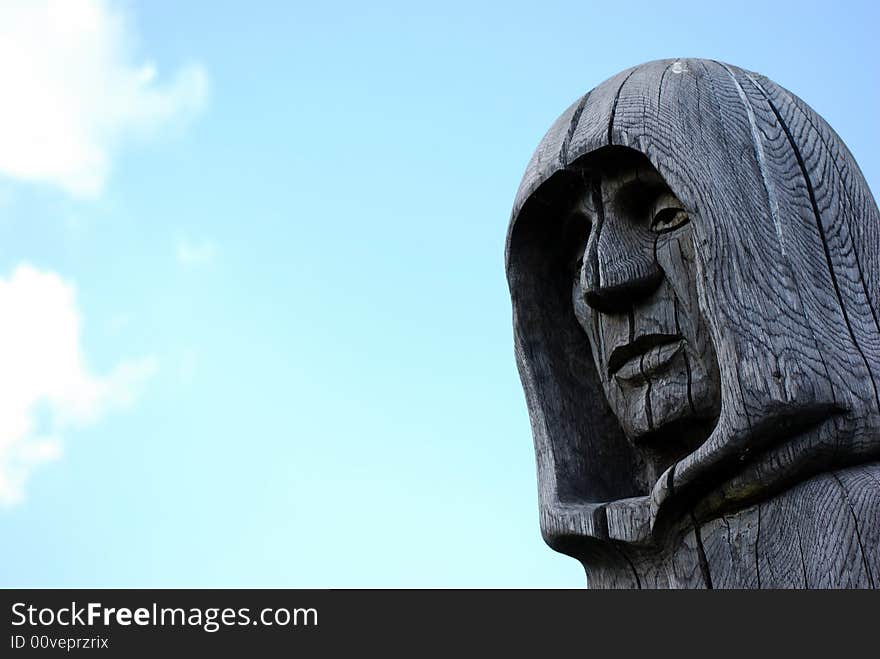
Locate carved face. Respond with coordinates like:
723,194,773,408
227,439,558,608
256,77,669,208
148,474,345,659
567,151,720,463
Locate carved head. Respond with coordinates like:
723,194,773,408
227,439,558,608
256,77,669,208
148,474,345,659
565,149,720,476
506,59,880,553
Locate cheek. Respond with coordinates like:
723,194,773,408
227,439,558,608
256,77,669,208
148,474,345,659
655,233,706,347
654,231,721,412
654,233,698,312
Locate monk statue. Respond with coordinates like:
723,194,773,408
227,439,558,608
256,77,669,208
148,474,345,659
506,58,880,588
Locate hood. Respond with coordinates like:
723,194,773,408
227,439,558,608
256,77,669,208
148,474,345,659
506,58,880,551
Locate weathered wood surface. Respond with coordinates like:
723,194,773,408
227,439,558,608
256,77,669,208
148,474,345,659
506,59,880,588
586,463,880,588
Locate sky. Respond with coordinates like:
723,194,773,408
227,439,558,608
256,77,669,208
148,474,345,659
0,0,877,588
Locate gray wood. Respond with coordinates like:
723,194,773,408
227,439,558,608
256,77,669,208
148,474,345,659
506,59,880,588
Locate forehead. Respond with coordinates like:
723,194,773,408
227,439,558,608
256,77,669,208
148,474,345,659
565,148,669,212
572,147,665,189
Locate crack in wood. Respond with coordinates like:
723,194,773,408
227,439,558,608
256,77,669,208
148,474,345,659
830,472,876,588
690,511,713,589
608,70,637,146
673,295,697,415
656,62,672,111
640,350,654,431
754,504,762,588
613,545,643,589
561,91,591,168
794,522,809,588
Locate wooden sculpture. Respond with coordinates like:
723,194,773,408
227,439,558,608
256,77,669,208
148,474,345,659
506,58,880,588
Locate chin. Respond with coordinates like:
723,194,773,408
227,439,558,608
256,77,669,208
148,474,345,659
619,376,720,459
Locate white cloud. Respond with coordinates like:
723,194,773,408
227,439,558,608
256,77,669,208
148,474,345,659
176,238,217,266
0,0,208,197
0,264,157,505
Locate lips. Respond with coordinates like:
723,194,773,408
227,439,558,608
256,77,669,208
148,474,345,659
608,333,684,380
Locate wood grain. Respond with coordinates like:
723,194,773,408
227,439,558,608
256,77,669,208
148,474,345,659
507,59,880,588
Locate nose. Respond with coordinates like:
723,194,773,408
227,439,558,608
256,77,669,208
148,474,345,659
581,221,663,314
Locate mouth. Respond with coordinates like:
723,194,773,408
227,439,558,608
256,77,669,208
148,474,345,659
608,333,684,380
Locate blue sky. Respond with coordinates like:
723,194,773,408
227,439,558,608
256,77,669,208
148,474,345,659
0,0,877,587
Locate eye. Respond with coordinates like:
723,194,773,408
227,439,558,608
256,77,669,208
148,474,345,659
650,194,690,234
651,207,689,233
